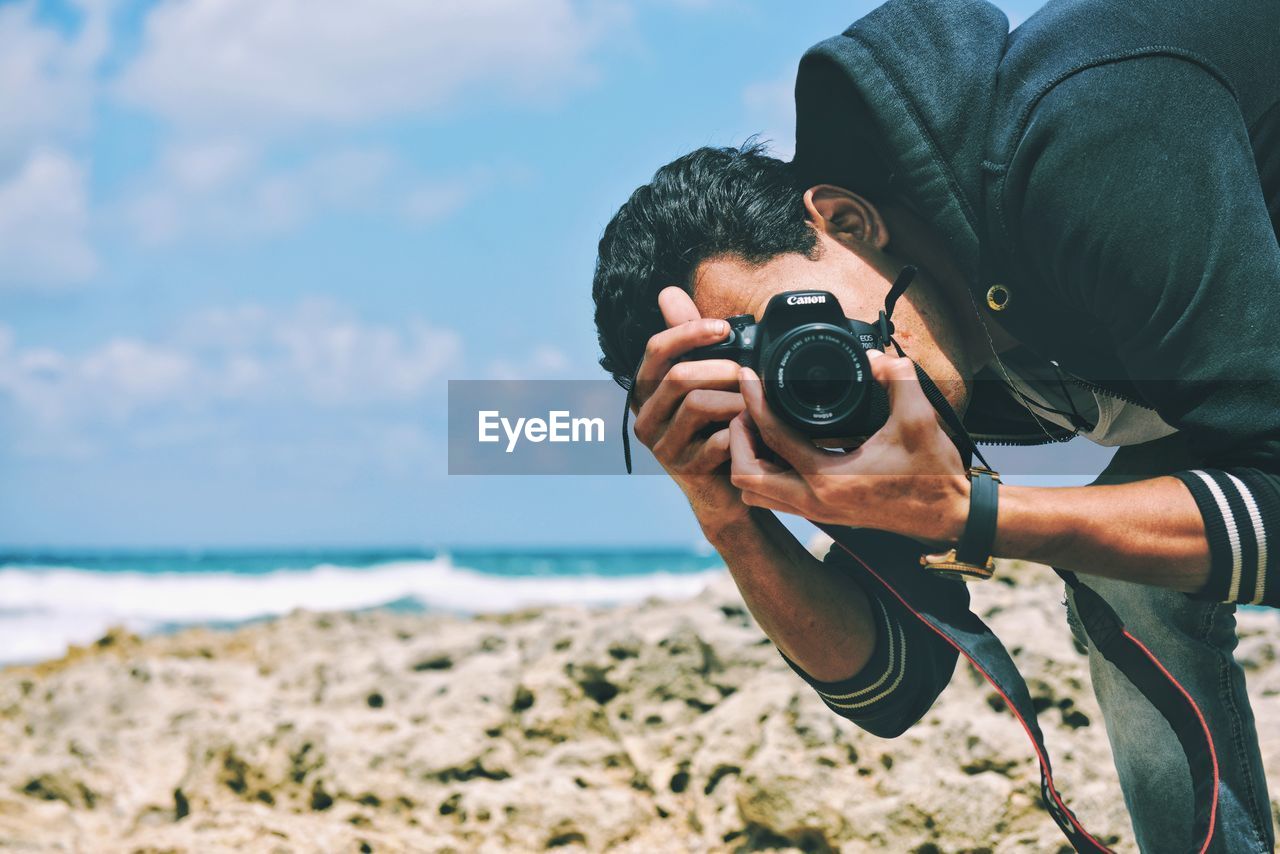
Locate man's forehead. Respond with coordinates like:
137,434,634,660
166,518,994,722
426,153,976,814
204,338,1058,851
692,254,812,319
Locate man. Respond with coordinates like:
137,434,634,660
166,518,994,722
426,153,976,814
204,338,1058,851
591,0,1278,850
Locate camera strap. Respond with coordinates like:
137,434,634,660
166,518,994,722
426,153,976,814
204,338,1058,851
812,522,1220,853
622,380,637,474
838,266,1220,852
879,266,996,471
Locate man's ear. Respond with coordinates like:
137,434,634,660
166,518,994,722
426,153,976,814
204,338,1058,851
803,184,889,250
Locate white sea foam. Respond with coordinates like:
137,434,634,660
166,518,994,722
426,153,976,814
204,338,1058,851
0,557,725,666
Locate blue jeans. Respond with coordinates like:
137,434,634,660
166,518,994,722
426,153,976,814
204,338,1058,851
1062,434,1274,852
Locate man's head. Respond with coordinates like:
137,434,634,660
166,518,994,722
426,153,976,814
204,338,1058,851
591,141,988,411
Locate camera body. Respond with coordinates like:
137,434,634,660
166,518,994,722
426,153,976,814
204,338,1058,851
681,290,890,439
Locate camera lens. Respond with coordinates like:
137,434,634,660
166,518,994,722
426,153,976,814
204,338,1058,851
787,343,852,409
763,325,871,436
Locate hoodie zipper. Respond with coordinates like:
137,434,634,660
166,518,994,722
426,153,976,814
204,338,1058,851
968,363,1156,447
972,431,1075,448
962,353,1157,448
1060,372,1152,409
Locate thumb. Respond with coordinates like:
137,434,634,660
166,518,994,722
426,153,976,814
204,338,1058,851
866,350,938,435
658,286,701,329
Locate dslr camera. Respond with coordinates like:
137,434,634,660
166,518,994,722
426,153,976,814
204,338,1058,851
681,290,890,439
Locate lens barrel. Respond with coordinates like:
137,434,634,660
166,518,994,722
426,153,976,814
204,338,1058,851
763,324,876,437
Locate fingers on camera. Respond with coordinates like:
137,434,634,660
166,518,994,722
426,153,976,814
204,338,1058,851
635,360,740,444
680,427,732,473
639,319,729,386
656,390,744,462
657,286,703,328
872,356,934,439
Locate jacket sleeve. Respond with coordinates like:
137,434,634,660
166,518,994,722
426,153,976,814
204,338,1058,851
1013,56,1280,607
777,540,963,738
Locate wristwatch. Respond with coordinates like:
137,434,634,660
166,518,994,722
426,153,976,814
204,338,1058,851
920,465,1001,582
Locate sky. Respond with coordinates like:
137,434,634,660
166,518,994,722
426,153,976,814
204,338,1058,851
0,0,1096,549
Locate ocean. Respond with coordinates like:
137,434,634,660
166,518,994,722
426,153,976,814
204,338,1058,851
0,548,727,666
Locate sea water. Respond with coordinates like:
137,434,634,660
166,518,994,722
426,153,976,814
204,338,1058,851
0,548,726,665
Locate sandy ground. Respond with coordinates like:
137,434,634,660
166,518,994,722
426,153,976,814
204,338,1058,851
1,559,1277,853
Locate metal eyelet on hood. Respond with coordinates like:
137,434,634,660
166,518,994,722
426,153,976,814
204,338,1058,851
986,284,1011,311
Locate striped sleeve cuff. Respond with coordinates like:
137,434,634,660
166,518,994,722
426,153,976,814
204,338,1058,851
778,594,908,714
1172,468,1280,607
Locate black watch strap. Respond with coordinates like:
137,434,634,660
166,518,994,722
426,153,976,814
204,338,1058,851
956,466,1001,565
920,466,1001,582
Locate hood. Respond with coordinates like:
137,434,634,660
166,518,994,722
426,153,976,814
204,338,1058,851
792,0,1010,283
793,1,1065,446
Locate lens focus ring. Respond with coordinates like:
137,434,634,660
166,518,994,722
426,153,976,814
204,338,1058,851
763,326,870,436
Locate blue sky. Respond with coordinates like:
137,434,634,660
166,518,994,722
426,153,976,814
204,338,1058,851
0,0,1083,549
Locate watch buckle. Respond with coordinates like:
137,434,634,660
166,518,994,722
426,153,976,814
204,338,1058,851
968,464,1002,483
919,548,997,583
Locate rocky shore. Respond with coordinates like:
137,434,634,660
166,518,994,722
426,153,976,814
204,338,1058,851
2,559,1277,853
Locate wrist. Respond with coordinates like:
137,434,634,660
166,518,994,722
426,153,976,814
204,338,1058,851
696,502,755,545
936,473,971,546
920,468,1001,582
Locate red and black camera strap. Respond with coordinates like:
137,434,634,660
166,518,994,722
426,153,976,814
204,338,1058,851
812,520,1220,854
850,269,1220,851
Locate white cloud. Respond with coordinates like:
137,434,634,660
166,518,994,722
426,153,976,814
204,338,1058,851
118,141,496,244
489,345,572,380
403,178,477,225
191,300,460,407
0,2,112,289
742,71,796,160
0,150,98,288
0,302,461,440
121,143,396,244
0,0,113,168
262,301,460,406
0,325,193,426
81,338,195,405
158,139,257,193
116,0,619,131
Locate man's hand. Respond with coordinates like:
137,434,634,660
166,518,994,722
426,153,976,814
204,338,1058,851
630,286,748,530
628,288,885,687
728,352,969,547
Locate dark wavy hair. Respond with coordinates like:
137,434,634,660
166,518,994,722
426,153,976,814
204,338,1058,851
591,141,820,388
